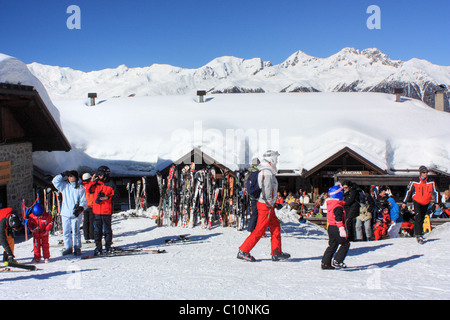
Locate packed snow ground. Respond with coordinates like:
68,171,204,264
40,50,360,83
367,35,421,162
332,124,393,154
3,207,449,300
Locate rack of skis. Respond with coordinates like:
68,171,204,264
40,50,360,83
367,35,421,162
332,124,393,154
156,164,249,230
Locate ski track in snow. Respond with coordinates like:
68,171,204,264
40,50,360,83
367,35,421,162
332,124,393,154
2,208,450,300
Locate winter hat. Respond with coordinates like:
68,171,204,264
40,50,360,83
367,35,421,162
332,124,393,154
262,150,280,165
251,157,260,167
419,165,428,173
68,170,79,179
328,185,344,201
82,173,92,181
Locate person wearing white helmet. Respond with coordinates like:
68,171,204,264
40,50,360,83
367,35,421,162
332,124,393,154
238,150,290,262
81,173,95,242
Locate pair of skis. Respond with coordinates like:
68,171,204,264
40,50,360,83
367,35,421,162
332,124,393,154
126,177,148,213
1,261,37,272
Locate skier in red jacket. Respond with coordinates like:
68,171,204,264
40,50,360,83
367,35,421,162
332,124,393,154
403,165,439,244
86,166,118,255
321,184,350,269
373,207,391,241
27,203,54,263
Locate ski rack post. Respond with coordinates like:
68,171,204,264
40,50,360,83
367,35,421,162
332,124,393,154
21,197,39,241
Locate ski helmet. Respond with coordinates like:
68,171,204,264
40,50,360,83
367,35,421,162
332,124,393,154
328,185,344,201
32,203,44,216
8,211,22,230
96,166,111,177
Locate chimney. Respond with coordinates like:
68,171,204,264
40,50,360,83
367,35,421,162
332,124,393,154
197,90,206,103
88,92,97,106
435,88,445,112
394,88,403,102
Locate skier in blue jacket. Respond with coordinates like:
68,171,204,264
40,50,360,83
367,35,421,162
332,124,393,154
387,196,402,238
52,170,87,256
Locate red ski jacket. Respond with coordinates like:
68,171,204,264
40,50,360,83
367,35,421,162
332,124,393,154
0,208,12,221
326,199,346,228
403,176,439,206
27,212,53,235
87,180,115,215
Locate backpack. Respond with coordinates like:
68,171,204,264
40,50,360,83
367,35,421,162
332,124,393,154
246,170,261,199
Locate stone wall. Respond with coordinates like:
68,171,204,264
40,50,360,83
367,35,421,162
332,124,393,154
0,142,34,214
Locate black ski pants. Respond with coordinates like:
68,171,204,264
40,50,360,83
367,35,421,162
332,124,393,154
247,199,258,232
413,201,429,237
322,225,350,265
83,208,95,241
94,214,113,249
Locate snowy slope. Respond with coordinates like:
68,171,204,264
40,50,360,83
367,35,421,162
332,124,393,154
32,92,450,176
4,207,450,300
27,48,450,109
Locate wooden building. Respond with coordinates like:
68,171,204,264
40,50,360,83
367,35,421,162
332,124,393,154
0,83,71,213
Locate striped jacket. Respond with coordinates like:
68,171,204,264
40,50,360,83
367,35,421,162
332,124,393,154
403,176,439,206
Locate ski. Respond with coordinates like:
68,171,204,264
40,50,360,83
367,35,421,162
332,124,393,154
4,261,37,271
163,235,209,246
164,235,190,244
81,248,166,259
0,266,30,272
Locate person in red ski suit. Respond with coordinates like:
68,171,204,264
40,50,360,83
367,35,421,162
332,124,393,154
237,150,290,262
27,203,53,263
373,207,391,241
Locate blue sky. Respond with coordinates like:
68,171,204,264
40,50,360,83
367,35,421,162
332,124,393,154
1,0,449,71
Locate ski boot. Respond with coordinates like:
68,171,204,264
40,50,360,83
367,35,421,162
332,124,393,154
74,247,82,256
416,236,424,245
94,241,103,256
332,260,347,269
62,248,73,256
321,262,335,270
237,250,256,262
272,252,291,261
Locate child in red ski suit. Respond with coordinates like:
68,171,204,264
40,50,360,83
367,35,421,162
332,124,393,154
373,207,391,241
27,203,53,263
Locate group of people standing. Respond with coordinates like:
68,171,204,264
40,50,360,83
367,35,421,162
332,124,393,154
51,165,118,259
321,165,439,269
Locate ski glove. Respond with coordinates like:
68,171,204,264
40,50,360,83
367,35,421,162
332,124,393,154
339,226,347,238
95,192,106,204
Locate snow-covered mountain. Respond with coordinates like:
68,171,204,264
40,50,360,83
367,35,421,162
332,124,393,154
27,47,449,110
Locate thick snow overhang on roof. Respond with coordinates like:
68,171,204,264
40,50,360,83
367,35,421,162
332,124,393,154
0,83,71,152
31,92,450,176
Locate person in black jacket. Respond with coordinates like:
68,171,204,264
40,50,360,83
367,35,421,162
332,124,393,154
0,208,22,264
342,181,360,241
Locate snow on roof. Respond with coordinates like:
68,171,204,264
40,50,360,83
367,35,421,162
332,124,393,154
32,91,450,177
0,54,62,127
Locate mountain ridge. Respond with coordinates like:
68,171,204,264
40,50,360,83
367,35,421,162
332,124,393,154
26,47,449,110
